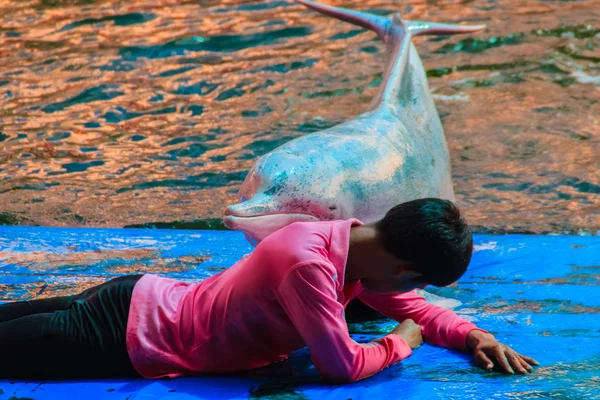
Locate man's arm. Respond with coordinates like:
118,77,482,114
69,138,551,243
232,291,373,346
358,288,483,350
277,262,415,383
358,288,539,374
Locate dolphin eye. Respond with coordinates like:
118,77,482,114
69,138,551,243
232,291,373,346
329,206,337,211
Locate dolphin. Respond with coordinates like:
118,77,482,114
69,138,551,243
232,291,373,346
224,0,485,245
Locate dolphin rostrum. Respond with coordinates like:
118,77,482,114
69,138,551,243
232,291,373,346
224,0,485,245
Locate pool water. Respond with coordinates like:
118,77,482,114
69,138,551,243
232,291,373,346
0,0,598,233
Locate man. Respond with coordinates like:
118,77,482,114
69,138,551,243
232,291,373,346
0,198,536,381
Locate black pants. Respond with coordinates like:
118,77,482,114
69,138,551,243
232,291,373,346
0,275,143,380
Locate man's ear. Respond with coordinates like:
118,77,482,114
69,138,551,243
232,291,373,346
395,260,418,276
393,263,407,277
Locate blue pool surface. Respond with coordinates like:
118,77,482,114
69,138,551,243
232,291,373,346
0,227,598,399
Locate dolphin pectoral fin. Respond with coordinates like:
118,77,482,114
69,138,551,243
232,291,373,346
415,289,462,310
406,21,486,37
294,0,390,40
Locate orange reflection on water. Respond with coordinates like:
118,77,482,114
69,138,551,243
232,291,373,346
0,0,598,233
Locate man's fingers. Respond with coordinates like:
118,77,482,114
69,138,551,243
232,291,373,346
517,356,533,372
493,347,514,374
517,355,533,372
518,353,540,366
507,351,527,374
475,350,494,370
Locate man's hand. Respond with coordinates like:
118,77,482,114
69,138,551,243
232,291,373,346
467,330,539,374
390,319,423,349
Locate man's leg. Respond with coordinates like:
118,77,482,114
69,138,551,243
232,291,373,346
0,276,139,322
0,294,77,322
0,275,143,379
0,312,90,379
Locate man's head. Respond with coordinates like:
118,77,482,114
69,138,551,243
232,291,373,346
347,198,473,294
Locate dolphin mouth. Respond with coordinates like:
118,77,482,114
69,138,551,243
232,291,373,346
223,213,318,227
223,213,319,242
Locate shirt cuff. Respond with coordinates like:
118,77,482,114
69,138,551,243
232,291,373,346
450,322,489,352
383,333,413,361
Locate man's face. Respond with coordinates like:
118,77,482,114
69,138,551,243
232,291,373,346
361,268,428,294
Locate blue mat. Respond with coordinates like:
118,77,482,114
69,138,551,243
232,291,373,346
0,227,598,399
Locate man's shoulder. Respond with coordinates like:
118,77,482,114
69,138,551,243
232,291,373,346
278,260,340,297
254,221,333,273
260,220,332,252
283,219,335,233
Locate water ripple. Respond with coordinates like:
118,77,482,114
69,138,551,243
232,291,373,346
0,0,597,232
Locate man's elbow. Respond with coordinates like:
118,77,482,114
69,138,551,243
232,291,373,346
322,373,354,384
320,366,358,384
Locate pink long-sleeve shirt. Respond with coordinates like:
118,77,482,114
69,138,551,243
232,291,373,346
126,219,482,382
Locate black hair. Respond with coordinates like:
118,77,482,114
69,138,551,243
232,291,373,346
375,198,473,287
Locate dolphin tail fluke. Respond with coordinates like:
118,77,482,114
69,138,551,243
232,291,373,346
294,0,485,40
293,0,390,40
406,21,486,37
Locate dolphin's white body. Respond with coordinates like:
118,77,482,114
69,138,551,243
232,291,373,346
224,0,484,245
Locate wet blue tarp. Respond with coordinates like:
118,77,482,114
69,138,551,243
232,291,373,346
0,227,598,399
